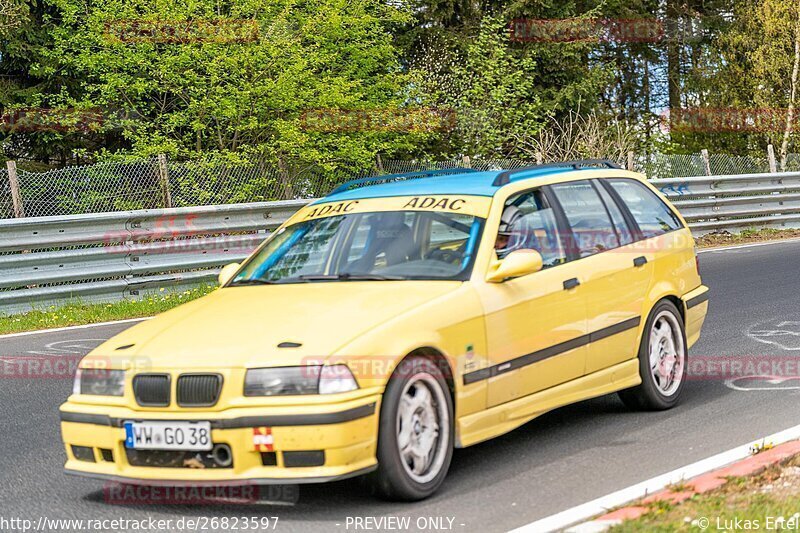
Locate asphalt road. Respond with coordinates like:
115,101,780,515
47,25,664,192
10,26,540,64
3,240,800,532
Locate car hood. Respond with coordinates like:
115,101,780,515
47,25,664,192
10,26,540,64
91,281,463,369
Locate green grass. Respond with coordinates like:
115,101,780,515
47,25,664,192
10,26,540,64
0,285,217,335
696,227,800,248
609,458,800,532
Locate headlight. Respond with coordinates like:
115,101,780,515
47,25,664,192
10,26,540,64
73,368,126,396
244,367,321,396
318,364,359,394
244,365,358,396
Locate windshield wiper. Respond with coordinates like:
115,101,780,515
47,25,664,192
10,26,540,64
297,273,405,282
341,274,405,281
228,278,277,286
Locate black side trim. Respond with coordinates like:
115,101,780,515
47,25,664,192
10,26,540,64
214,403,376,429
590,317,641,343
463,317,641,385
60,411,113,426
60,403,376,429
462,368,492,385
686,292,709,309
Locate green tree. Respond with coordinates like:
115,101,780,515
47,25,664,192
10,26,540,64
5,0,444,174
685,0,800,162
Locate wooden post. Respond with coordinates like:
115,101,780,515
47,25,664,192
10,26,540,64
627,151,636,171
701,149,712,176
375,154,384,174
5,160,24,218
461,155,471,168
535,152,543,165
277,157,294,200
157,154,172,208
768,144,778,173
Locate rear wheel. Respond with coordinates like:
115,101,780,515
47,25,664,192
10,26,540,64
371,356,453,501
619,300,687,411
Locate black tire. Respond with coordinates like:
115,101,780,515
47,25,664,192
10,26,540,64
370,356,454,501
619,299,688,411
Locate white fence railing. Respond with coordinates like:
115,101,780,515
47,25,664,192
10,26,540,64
0,171,796,315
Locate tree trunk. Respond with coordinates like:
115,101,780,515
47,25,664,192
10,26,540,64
277,157,295,200
780,8,800,172
666,0,683,112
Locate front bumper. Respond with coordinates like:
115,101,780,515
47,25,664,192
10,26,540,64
60,395,381,485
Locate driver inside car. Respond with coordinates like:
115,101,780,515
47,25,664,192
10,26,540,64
494,205,524,258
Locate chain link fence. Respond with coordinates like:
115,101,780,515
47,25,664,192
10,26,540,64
16,159,163,217
0,168,11,219
4,152,800,219
639,153,800,179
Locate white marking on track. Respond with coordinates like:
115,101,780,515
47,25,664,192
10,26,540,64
726,375,800,391
25,339,108,356
747,319,800,351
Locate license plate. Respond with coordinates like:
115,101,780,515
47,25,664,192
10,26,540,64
124,421,212,451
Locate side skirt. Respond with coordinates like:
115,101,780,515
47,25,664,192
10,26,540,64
456,359,641,448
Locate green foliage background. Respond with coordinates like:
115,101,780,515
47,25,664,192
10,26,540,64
1,0,799,170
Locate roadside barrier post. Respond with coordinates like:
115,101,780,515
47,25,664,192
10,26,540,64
5,160,25,218
157,154,173,208
768,144,778,173
701,149,712,176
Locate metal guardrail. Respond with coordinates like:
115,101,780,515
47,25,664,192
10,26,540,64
0,171,798,315
651,171,800,234
0,200,307,315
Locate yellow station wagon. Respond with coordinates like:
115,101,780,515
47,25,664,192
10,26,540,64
61,160,709,500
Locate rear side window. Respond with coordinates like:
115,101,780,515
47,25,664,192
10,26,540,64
549,180,620,258
607,179,683,238
594,181,634,246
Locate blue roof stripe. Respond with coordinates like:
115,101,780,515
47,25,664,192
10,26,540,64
314,166,577,204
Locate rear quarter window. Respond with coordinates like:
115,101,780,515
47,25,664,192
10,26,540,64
607,179,683,238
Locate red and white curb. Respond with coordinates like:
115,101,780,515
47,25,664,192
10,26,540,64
570,440,800,532
512,422,800,533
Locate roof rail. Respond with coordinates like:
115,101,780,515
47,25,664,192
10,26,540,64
491,159,622,187
328,167,478,196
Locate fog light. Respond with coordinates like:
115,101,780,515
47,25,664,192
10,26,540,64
71,445,95,462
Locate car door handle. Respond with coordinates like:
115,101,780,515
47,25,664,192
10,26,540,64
563,278,580,290
633,256,648,267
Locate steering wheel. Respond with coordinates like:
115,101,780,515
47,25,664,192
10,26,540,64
426,248,463,264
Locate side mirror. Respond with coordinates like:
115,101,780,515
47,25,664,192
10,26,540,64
486,250,543,283
218,263,241,286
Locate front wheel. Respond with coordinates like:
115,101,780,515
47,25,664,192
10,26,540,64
619,300,688,411
371,356,454,501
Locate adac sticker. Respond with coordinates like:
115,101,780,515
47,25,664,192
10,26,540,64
402,196,467,211
292,195,492,224
303,201,360,220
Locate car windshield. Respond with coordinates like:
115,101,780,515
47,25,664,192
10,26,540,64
230,210,484,284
